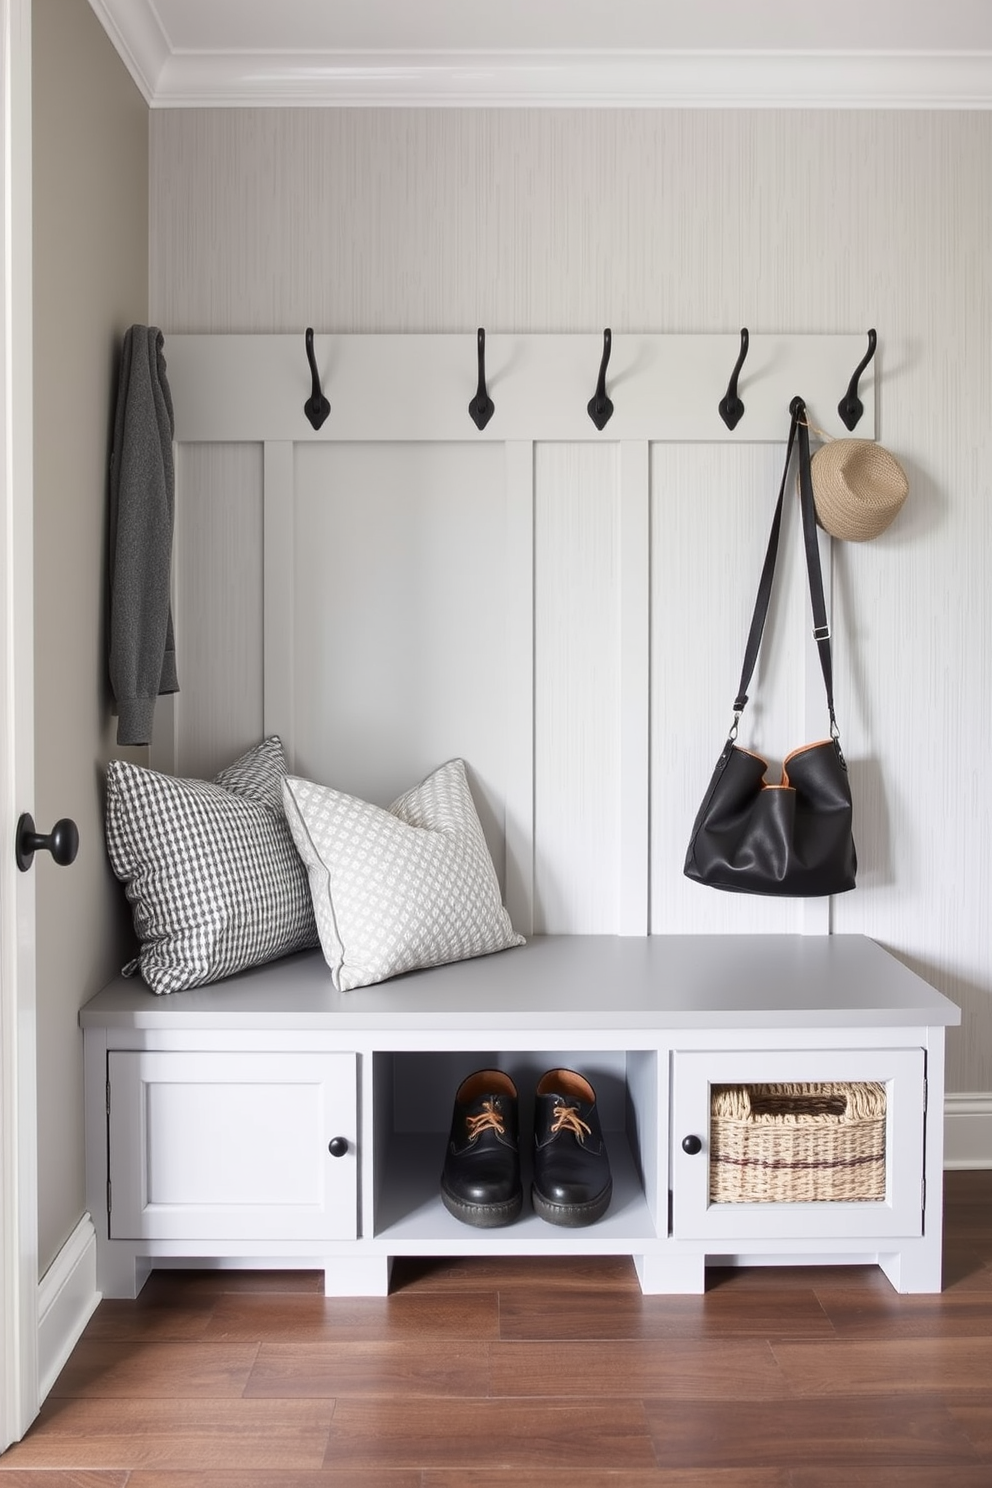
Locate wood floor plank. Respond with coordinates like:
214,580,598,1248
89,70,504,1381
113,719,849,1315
422,1472,791,1487
815,1285,992,1337
704,1263,891,1294
0,1399,335,1472
943,1214,992,1248
141,1269,325,1298
124,1473,421,1487
390,1253,641,1294
941,1174,992,1242
940,1242,992,1293
322,1397,658,1471
204,1290,498,1343
79,1298,215,1343
244,1338,490,1397
772,1335,992,1396
497,1287,834,1341
49,1341,260,1398
0,1474,129,1486
944,1170,992,1204
489,1338,789,1399
792,1469,992,1488
642,1395,981,1469
947,1403,992,1459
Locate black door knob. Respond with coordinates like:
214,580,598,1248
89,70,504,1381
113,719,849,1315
681,1134,703,1156
16,813,79,872
327,1137,349,1158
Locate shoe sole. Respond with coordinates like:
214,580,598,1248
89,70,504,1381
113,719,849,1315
440,1183,523,1229
531,1180,613,1228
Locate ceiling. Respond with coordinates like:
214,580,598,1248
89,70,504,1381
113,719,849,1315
88,0,992,109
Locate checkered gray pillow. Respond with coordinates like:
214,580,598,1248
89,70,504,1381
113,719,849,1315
105,736,318,994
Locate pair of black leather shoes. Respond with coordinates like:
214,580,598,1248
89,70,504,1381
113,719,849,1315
440,1067,613,1229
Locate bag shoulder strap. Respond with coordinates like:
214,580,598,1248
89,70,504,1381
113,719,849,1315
795,399,839,737
730,398,839,740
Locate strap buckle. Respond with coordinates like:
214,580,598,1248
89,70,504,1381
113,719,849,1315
812,623,830,642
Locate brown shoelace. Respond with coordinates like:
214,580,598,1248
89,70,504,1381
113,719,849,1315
551,1102,592,1139
466,1098,505,1139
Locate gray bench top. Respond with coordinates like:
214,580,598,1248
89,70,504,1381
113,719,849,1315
79,934,961,1033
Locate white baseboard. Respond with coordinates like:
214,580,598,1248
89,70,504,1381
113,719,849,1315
944,1093,992,1169
37,1213,101,1401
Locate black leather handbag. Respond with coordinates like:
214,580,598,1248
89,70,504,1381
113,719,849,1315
684,398,857,898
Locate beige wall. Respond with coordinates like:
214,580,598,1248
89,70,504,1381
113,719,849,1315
150,108,992,1096
32,0,148,1274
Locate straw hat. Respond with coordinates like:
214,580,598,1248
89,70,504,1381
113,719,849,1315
809,438,909,542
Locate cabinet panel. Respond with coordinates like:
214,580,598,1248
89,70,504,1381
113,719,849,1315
672,1048,925,1241
108,1051,358,1241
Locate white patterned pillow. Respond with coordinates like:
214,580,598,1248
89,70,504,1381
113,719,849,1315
105,736,318,994
282,758,524,991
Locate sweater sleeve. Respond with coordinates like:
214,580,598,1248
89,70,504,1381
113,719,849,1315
108,326,179,746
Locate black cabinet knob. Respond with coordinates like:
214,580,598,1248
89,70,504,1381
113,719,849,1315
681,1134,703,1156
16,813,78,872
327,1137,349,1158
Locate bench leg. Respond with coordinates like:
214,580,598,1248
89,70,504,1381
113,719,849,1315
322,1254,393,1297
634,1251,705,1294
878,1239,944,1294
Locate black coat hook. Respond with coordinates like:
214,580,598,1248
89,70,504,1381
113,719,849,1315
303,327,330,430
837,328,877,431
718,328,749,430
468,327,495,430
587,329,614,430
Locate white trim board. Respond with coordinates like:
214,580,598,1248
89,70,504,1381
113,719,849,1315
164,333,876,447
0,0,39,1452
944,1093,992,1170
149,52,992,112
81,8,992,111
36,1214,99,1403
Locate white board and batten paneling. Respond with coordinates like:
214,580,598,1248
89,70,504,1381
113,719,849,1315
160,331,875,939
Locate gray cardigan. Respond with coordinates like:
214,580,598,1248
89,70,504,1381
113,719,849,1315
108,326,179,745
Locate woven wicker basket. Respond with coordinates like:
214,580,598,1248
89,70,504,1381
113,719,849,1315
709,1081,887,1204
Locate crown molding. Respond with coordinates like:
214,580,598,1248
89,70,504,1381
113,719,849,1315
87,0,171,104
150,49,992,110
87,4,992,110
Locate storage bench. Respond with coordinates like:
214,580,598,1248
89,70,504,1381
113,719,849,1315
80,933,960,1297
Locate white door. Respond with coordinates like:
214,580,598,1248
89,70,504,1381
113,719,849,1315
0,0,38,1452
107,1051,359,1242
671,1047,926,1241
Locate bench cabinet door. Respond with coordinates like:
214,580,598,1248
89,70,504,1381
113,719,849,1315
671,1047,926,1242
108,1050,358,1241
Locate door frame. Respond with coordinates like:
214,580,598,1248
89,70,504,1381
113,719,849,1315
0,0,38,1451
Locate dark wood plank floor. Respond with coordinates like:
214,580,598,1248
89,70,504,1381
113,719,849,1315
2,1170,990,1486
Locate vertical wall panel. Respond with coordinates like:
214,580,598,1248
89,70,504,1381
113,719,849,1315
617,442,651,934
173,444,264,779
534,443,620,932
290,441,512,886
503,441,536,934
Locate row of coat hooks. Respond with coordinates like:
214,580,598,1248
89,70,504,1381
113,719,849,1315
303,325,877,435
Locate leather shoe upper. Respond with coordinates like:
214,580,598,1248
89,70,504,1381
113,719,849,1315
532,1068,612,1209
441,1069,521,1211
